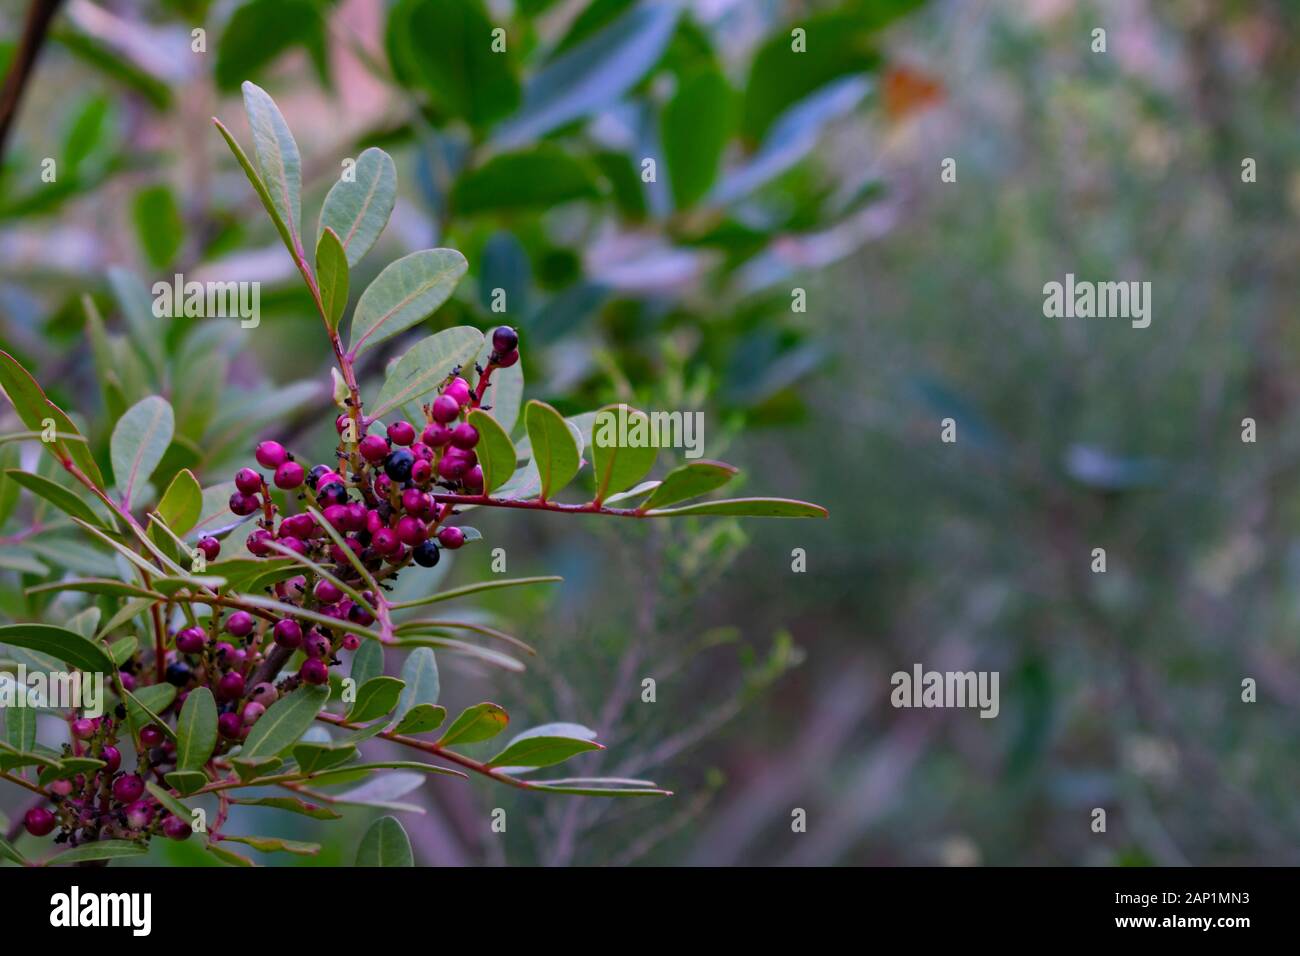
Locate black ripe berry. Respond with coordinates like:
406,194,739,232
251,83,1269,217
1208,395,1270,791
492,326,519,354
385,448,415,482
307,464,331,489
318,481,347,506
413,540,440,568
165,661,192,687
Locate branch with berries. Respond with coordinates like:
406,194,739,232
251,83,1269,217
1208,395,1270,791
0,83,824,867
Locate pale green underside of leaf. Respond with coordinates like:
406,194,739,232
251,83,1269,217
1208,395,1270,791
372,326,483,420
318,146,397,267
347,248,468,357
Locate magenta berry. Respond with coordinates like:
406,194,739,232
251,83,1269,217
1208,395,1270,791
304,631,331,659
274,460,305,489
246,528,273,556
492,326,519,354
349,602,375,627
401,488,428,516
372,527,399,556
438,455,467,481
255,440,288,468
217,711,243,739
437,526,466,549
226,610,254,638
71,718,96,740
314,579,343,604
323,503,348,529
50,778,74,797
343,502,368,532
445,377,471,406
217,672,246,701
119,671,136,692
235,467,262,495
396,515,426,546
463,465,484,493
162,815,193,841
450,422,479,450
387,420,416,445
359,433,390,463
24,807,56,837
249,682,277,706
278,535,307,556
197,536,221,561
273,618,303,648
411,459,433,484
125,800,153,829
495,348,519,368
432,395,460,424
101,745,122,773
112,774,145,804
300,657,329,685
140,725,165,748
229,491,260,516
241,701,266,726
422,422,452,447
176,627,206,654
342,633,361,651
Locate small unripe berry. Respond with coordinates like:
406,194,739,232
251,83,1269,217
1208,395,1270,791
450,423,479,450
125,801,153,829
175,627,206,654
463,465,484,493
387,421,416,446
217,672,246,701
437,526,466,549
385,448,415,482
274,460,305,489
140,725,165,748
255,441,289,469
197,536,221,561
249,682,277,706
219,600,250,634
432,395,460,424
24,807,56,837
162,815,193,841
304,631,331,659
396,515,426,547
229,491,260,516
71,718,96,740
112,774,145,804
492,326,519,354
218,711,243,739
299,657,329,685
335,413,350,435
273,619,303,648
314,579,343,604
422,423,452,447
100,745,121,773
342,633,361,651
235,468,262,495
242,702,266,726
50,779,73,797
373,473,392,496
360,434,390,463
412,540,440,568
445,377,472,406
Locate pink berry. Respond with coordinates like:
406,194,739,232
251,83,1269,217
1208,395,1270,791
450,423,479,450
314,579,343,604
387,421,416,446
255,441,288,468
100,745,121,773
359,434,390,463
274,460,305,489
422,423,452,447
229,491,260,516
304,632,331,659
175,627,206,654
432,395,460,424
226,611,254,638
401,488,427,516
125,801,153,829
372,528,399,556
71,718,96,740
119,671,136,692
299,658,329,685
445,377,472,405
246,528,273,556
50,779,73,797
463,466,484,493
235,468,262,495
342,633,361,651
437,455,467,481
140,725,165,748
218,711,243,739
24,808,56,837
273,619,303,649
396,515,426,546
410,441,435,461
197,536,221,561
437,526,466,549
112,774,145,804
343,502,368,532
162,815,193,841
412,459,433,484
217,672,246,701
241,702,266,726
323,503,348,529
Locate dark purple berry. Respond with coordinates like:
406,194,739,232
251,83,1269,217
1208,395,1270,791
273,619,303,648
304,631,331,659
412,540,440,568
494,348,519,368
24,807,55,837
299,657,329,685
162,815,193,841
492,326,518,353
140,725,165,748
218,711,243,739
197,536,221,561
384,448,415,483
217,672,246,701
318,481,348,506
176,627,206,654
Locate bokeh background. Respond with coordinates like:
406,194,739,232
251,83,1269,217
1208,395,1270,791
3,0,1298,865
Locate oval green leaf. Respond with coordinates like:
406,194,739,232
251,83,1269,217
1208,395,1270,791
347,249,468,357
0,623,113,675
525,400,580,501
240,684,330,759
436,701,508,748
318,146,396,267
356,815,413,867
642,497,829,518
175,686,217,772
315,226,349,333
642,460,738,511
590,404,657,504
466,410,515,494
110,396,174,510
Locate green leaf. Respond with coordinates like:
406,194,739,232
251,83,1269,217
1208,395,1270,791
106,268,165,385
642,497,829,518
232,796,342,820
436,702,508,748
300,760,463,785
38,758,103,785
487,732,602,770
388,0,519,127
213,117,295,260
0,624,113,674
389,575,562,610
395,647,439,720
590,404,657,504
231,755,282,783
205,842,255,867
222,834,321,856
0,833,26,866
124,684,177,739
215,0,328,92
292,741,359,774
356,815,413,867
241,81,302,251
3,695,36,752
163,770,207,796
495,2,680,146
527,776,672,797
347,249,468,357
0,349,103,487
107,635,137,666
451,146,599,214
110,396,174,510
371,326,484,420
4,470,109,528
391,703,446,735
146,780,196,820
156,467,203,535
350,638,384,690
642,460,738,510
346,676,405,723
47,840,147,865
175,686,217,771
662,69,732,208
239,684,330,759
132,184,183,269
467,409,515,493
318,146,397,267
525,400,581,501
315,227,349,333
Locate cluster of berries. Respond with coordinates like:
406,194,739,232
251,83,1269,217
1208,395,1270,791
23,715,192,843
